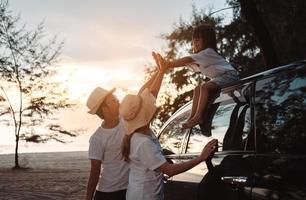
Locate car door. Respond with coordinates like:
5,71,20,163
160,81,255,200
252,66,306,200
193,81,256,200
158,109,192,200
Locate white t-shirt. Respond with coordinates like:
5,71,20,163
88,119,129,192
126,131,167,200
189,48,236,79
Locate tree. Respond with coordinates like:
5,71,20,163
151,1,306,133
237,0,306,67
0,1,77,169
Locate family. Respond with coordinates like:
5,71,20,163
85,23,239,200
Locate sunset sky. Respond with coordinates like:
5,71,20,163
1,0,230,152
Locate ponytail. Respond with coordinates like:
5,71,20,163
121,132,135,162
121,126,149,162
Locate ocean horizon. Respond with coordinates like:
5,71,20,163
0,141,89,155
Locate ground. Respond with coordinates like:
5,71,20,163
0,151,89,200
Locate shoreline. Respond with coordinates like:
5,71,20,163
0,142,89,156
0,151,89,169
0,150,88,156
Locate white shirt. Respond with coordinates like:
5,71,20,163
88,119,129,192
189,48,236,78
127,131,167,200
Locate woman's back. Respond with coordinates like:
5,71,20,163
127,132,166,200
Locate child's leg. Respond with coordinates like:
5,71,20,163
187,85,201,120
195,82,221,120
183,82,221,129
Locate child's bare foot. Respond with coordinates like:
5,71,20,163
182,116,203,129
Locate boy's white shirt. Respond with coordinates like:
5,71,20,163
88,118,129,192
126,131,166,200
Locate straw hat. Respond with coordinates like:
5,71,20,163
119,88,156,135
86,87,116,114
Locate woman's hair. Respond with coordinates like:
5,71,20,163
121,125,148,162
121,133,133,162
192,23,217,51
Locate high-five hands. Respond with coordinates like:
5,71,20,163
152,51,171,72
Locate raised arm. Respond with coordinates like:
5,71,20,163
138,71,159,95
138,52,166,97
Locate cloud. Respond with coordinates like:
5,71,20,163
9,0,196,64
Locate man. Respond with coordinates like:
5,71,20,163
86,87,129,200
86,52,167,200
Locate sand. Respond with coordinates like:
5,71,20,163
0,151,90,200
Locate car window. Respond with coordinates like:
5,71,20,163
159,110,190,154
186,86,252,153
255,69,306,154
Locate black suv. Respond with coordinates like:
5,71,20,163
158,61,306,200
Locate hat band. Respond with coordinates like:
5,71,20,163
125,95,143,121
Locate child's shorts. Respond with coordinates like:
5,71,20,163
210,70,239,87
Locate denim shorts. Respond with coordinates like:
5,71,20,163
209,70,239,87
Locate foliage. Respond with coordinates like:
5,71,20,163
236,0,306,66
150,4,265,132
0,0,76,168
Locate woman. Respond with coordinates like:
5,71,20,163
119,52,217,200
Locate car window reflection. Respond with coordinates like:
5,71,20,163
255,70,306,154
159,111,190,154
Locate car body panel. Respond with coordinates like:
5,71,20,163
158,61,306,200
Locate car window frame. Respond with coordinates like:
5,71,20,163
181,81,256,155
158,109,191,155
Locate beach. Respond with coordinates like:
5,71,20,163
0,151,89,200
0,151,195,200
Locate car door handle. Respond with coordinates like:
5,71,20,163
221,176,248,187
163,174,170,183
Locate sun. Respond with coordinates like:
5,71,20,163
55,64,144,104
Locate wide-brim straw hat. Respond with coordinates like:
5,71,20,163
119,88,156,135
86,87,116,114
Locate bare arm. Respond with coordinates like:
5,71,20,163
157,139,217,177
148,69,165,98
138,52,166,97
158,156,202,177
170,56,195,68
138,71,159,95
154,53,195,70
86,160,101,200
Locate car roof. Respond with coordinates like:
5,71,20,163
163,60,306,127
224,60,306,89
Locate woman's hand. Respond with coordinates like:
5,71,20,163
199,139,218,162
152,51,171,72
152,51,161,71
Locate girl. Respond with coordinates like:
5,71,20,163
119,52,217,200
157,23,239,129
